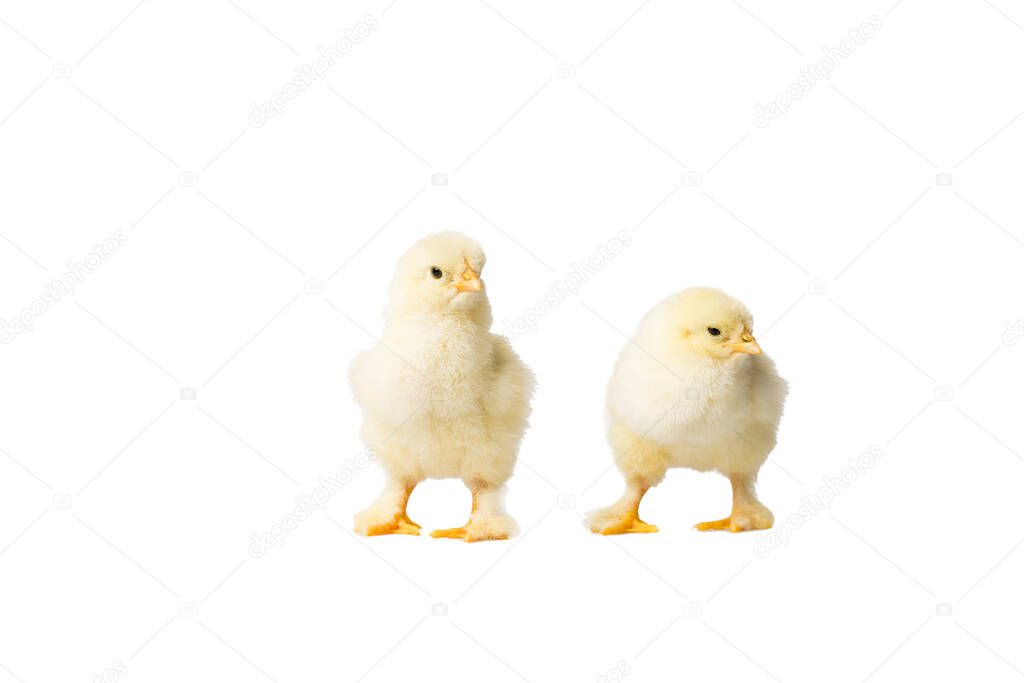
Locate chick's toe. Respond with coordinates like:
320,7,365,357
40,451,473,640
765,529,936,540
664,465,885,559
696,506,773,533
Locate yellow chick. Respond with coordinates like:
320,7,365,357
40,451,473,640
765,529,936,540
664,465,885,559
588,287,787,534
351,232,534,542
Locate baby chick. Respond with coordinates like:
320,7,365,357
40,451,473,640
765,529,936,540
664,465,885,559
351,232,534,542
588,287,787,534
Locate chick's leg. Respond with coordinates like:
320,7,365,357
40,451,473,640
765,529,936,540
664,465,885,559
587,481,658,535
354,479,421,536
696,475,773,532
431,481,517,542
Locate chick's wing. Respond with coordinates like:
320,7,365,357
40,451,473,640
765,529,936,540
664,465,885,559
480,335,535,427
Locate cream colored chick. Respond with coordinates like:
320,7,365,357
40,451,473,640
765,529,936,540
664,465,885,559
588,287,787,534
350,232,534,542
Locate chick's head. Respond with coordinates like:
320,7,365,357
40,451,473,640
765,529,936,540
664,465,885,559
652,287,762,361
387,231,489,318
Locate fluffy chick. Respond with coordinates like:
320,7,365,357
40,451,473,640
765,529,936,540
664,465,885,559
350,232,534,542
588,287,787,534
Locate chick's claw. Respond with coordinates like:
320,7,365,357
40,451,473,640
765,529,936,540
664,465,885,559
695,510,773,533
430,526,468,540
430,525,509,542
695,517,740,532
363,514,421,537
430,513,516,542
355,502,422,536
599,516,659,535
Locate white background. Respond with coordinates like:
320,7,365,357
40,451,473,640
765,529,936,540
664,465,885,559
1,1,1023,681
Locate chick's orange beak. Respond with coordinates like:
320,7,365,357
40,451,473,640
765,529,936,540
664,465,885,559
455,260,483,293
731,332,762,355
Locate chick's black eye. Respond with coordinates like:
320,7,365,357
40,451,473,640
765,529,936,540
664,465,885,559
707,327,721,336
430,267,443,279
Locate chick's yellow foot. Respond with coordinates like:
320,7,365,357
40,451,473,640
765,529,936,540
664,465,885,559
695,517,740,532
364,514,421,536
430,525,509,542
695,511,772,533
430,525,468,540
431,512,517,542
595,514,658,535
